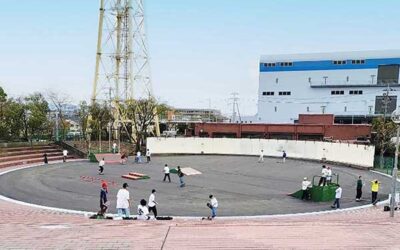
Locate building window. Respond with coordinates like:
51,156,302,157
278,62,293,67
351,59,365,64
263,91,274,96
332,60,347,65
349,90,363,95
264,63,276,67
278,91,291,96
331,90,344,95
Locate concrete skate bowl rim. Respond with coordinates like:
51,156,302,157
0,160,392,220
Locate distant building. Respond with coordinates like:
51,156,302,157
257,50,400,123
167,108,227,123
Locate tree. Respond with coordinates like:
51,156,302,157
89,101,113,151
77,101,89,140
121,98,161,150
372,117,397,168
25,93,51,142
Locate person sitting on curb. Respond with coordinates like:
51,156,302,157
137,199,151,220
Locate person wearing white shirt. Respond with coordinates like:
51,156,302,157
207,195,218,220
148,189,158,217
163,164,171,182
146,149,151,163
98,158,105,175
258,150,264,163
137,199,150,220
62,149,68,163
331,185,342,209
326,167,333,185
318,165,328,186
301,177,312,200
116,183,131,218
112,142,117,154
136,151,142,163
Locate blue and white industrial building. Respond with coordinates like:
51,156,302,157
256,50,400,123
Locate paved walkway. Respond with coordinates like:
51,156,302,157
1,165,400,249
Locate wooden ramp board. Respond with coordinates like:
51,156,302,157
122,174,141,180
129,172,145,177
95,153,121,164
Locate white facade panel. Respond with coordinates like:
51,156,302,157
256,51,400,123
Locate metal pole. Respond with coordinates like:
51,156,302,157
390,125,400,217
118,126,121,154
91,0,105,104
55,112,59,142
108,123,111,152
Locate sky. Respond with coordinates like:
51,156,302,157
1,0,400,117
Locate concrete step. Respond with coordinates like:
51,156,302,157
0,145,56,153
0,155,75,169
0,152,63,163
0,148,60,158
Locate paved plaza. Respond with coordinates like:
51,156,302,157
0,156,391,216
1,158,399,249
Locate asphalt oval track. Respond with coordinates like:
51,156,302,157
0,155,391,217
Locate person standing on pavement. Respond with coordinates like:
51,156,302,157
163,164,171,182
146,149,151,163
116,183,131,218
207,195,218,220
43,153,48,164
282,151,287,163
99,181,108,217
177,166,185,187
356,176,363,201
301,177,312,200
112,142,117,154
99,158,105,175
258,150,264,163
318,165,328,186
62,149,68,163
371,179,381,204
331,185,342,209
136,151,142,163
326,167,332,185
148,189,158,218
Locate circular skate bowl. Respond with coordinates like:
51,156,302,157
0,155,391,217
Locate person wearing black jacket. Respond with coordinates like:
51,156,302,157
177,166,185,187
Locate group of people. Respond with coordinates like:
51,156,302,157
258,150,287,163
98,182,158,220
301,165,382,209
98,181,218,220
43,149,69,164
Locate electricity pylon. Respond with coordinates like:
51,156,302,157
91,0,160,137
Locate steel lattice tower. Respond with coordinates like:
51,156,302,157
91,0,154,103
91,0,159,137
